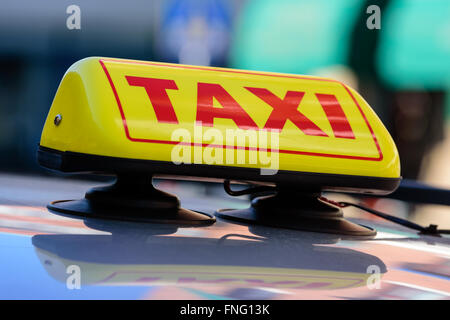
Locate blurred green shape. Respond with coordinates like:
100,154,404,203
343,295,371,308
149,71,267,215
377,0,450,90
446,93,450,120
230,0,364,74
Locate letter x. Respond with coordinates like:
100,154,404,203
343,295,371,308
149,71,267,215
245,87,328,137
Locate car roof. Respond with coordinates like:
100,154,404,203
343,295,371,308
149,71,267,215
0,173,449,300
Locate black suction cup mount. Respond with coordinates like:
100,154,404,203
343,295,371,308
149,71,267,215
48,174,215,226
216,184,376,237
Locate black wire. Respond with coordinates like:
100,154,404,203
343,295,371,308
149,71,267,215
222,180,450,236
338,201,450,236
223,179,277,197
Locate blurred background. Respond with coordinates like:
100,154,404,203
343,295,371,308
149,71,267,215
0,0,449,225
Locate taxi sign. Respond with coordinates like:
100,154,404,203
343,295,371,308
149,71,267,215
38,57,400,194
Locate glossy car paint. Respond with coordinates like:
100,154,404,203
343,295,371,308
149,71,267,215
0,173,448,300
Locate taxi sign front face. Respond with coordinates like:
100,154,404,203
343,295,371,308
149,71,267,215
39,57,400,192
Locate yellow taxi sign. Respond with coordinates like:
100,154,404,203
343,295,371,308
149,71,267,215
39,57,400,194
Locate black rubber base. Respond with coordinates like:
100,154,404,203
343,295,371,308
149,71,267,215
48,199,214,226
38,145,401,195
47,174,215,226
215,193,376,237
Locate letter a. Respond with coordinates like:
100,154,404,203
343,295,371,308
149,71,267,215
196,83,258,130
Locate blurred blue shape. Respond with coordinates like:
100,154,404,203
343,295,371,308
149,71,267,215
156,0,232,66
